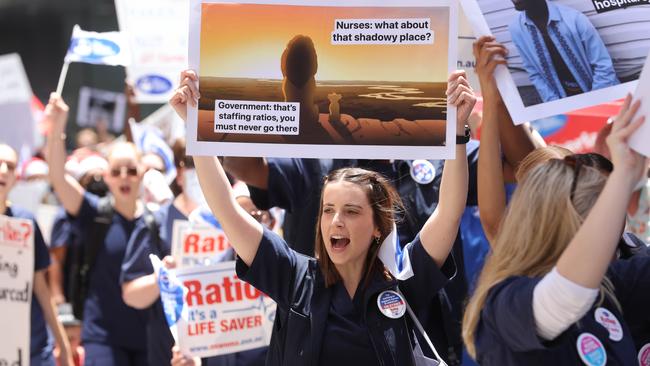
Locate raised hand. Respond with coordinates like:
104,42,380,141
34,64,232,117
170,70,200,121
43,93,70,135
447,70,477,130
473,35,508,100
606,94,648,186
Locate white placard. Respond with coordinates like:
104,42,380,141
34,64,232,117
171,220,232,268
115,0,189,103
0,215,34,365
186,0,458,160
175,262,275,358
0,53,36,157
76,86,127,133
459,0,650,124
630,51,650,157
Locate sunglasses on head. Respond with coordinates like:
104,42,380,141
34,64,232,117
110,166,139,177
562,153,613,200
0,160,16,172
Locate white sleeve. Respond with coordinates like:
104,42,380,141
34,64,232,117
532,267,599,341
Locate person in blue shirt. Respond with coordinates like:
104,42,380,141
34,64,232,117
44,94,148,366
462,94,649,365
170,69,475,365
0,143,73,366
509,0,619,103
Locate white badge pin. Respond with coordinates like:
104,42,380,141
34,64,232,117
594,307,623,342
377,290,406,319
410,160,436,185
576,332,607,366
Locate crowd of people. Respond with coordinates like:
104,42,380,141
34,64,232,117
2,35,649,366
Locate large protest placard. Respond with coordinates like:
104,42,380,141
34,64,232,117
174,262,275,358
460,0,650,124
171,220,232,268
0,215,34,366
630,50,650,157
187,0,458,160
0,53,36,158
115,0,189,103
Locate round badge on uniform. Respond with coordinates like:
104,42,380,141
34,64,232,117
638,343,650,366
594,307,623,342
410,160,436,185
576,333,607,366
377,290,406,319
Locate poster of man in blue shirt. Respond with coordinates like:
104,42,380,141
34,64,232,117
509,0,619,103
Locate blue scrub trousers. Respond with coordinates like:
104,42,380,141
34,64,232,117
83,342,147,366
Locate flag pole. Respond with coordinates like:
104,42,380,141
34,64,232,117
55,61,70,95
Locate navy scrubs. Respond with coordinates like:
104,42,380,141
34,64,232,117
236,228,456,366
475,267,648,365
69,193,147,365
247,142,479,363
121,202,267,366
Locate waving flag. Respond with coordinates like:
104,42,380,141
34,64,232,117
378,223,414,281
64,25,131,66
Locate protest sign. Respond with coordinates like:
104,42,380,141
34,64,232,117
630,51,650,157
459,0,650,124
0,53,36,158
171,220,232,268
77,86,127,133
187,0,458,160
0,215,34,366
174,262,275,358
115,0,189,103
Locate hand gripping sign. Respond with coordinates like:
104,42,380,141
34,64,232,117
0,215,34,366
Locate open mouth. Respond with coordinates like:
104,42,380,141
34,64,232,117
119,185,131,195
330,235,350,251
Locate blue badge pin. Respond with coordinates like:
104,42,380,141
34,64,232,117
410,160,436,185
377,290,406,319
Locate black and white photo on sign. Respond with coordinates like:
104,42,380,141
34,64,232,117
76,86,127,133
460,0,650,123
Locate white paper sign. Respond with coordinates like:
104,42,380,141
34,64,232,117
115,0,189,103
76,86,127,133
171,220,232,268
175,262,275,358
630,51,650,157
0,53,36,157
0,215,34,365
187,0,458,160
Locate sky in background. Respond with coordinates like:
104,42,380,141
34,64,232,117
200,3,449,82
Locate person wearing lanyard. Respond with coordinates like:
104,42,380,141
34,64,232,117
0,143,74,366
44,94,148,365
462,94,649,365
169,69,474,365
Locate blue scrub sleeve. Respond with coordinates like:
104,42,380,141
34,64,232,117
236,227,312,309
33,220,50,271
482,276,548,352
609,257,650,322
262,158,309,212
49,211,71,249
399,236,456,317
120,219,156,284
67,192,99,228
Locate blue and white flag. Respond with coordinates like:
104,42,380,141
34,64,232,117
64,25,131,66
378,223,414,281
150,254,186,343
130,120,177,184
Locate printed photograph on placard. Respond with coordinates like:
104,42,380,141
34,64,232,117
460,0,650,122
187,0,458,160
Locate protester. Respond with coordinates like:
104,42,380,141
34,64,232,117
45,93,148,366
509,0,619,102
463,94,648,364
0,143,74,366
169,69,474,365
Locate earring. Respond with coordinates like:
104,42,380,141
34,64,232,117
374,237,381,246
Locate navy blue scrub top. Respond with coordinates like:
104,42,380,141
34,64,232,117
70,192,147,350
121,202,267,366
5,205,52,358
475,274,639,365
236,227,455,365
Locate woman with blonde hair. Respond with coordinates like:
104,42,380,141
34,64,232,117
463,94,648,365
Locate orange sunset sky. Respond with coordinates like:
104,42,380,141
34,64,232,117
199,4,449,82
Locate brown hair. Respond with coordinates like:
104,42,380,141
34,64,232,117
315,167,403,287
515,145,572,182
